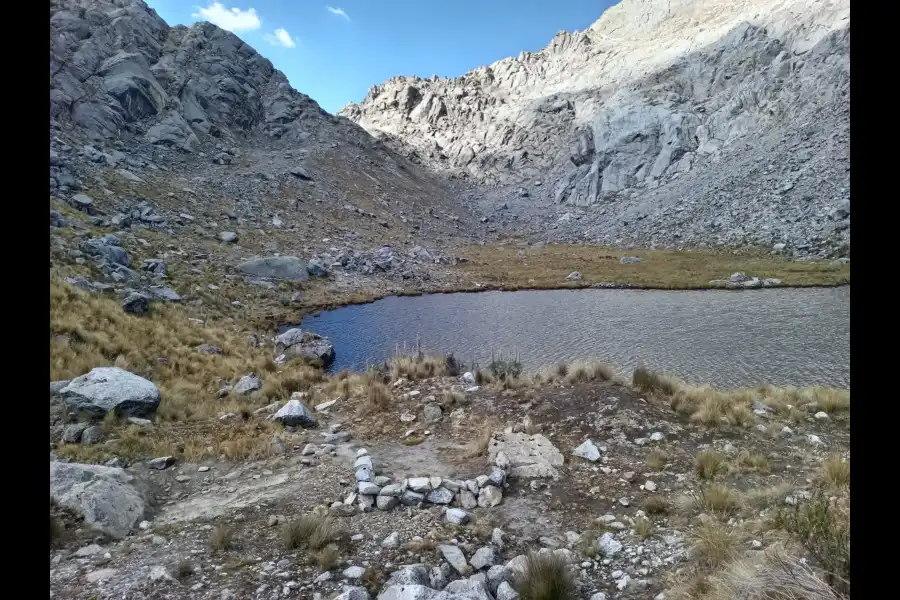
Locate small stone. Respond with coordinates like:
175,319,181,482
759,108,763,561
382,532,400,548
232,374,261,395
497,581,519,600
649,432,665,442
807,434,823,445
487,468,506,487
814,411,830,420
470,547,496,570
459,490,478,509
358,482,381,495
478,485,503,508
148,456,175,470
342,566,366,580
122,292,150,315
218,231,238,243
440,544,470,575
492,528,506,548
401,490,425,506
618,496,631,507
426,487,455,504
407,477,431,492
573,440,601,462
400,412,417,423
379,483,403,497
597,533,623,557
446,508,470,525
423,403,443,423
644,481,658,492
376,495,399,511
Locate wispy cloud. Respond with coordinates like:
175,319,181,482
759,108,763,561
263,27,297,48
326,6,350,21
192,2,261,32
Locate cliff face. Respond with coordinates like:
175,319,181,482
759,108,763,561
342,0,850,255
50,0,473,245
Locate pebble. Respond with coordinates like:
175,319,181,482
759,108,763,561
643,481,658,492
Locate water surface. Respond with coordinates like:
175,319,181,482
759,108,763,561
291,287,850,389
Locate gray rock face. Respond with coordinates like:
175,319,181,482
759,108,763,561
488,432,564,478
60,367,161,418
49,462,147,539
272,399,318,428
341,0,850,256
237,257,310,281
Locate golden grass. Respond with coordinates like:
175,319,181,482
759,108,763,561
456,244,849,289
387,353,448,381
575,530,599,558
690,520,739,569
646,449,669,471
820,454,850,488
633,367,849,425
281,516,339,551
467,418,499,458
209,524,234,553
695,451,727,481
734,451,771,474
694,484,740,515
642,495,671,516
312,544,341,570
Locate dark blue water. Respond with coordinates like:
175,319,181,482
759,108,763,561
284,287,850,389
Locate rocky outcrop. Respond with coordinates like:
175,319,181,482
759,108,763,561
49,461,148,539
275,328,336,367
342,0,850,256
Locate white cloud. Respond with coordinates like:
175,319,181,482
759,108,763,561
263,27,297,48
192,2,261,32
327,6,350,21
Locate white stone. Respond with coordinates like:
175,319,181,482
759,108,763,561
597,532,623,557
573,439,602,462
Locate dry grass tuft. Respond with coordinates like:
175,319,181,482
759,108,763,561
646,449,669,471
364,376,393,412
634,518,655,540
281,516,338,551
467,418,499,458
775,492,850,590
387,352,448,381
642,495,671,516
690,520,739,569
312,544,341,570
441,389,466,407
512,552,578,600
705,544,847,600
209,524,234,553
575,530,599,558
633,367,682,396
805,387,850,414
564,359,615,384
734,451,771,474
820,454,850,488
695,450,727,480
174,559,195,580
694,484,740,515
744,481,796,511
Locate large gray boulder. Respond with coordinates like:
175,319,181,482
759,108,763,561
272,399,317,428
275,328,335,367
80,235,130,267
49,462,147,539
60,367,161,418
237,257,309,281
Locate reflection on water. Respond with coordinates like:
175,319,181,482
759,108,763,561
289,287,849,389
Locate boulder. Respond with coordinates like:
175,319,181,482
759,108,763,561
232,374,262,395
439,544,469,575
237,257,310,281
122,292,150,315
446,508,471,525
306,258,329,277
49,462,147,539
60,367,161,418
487,432,564,479
272,399,318,428
275,328,336,367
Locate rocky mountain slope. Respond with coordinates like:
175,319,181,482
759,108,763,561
50,0,483,301
341,0,850,256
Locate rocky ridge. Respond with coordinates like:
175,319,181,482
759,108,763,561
50,0,485,311
341,0,850,256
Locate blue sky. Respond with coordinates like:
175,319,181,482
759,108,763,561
145,1,618,114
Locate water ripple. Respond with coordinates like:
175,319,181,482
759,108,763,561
290,287,850,389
